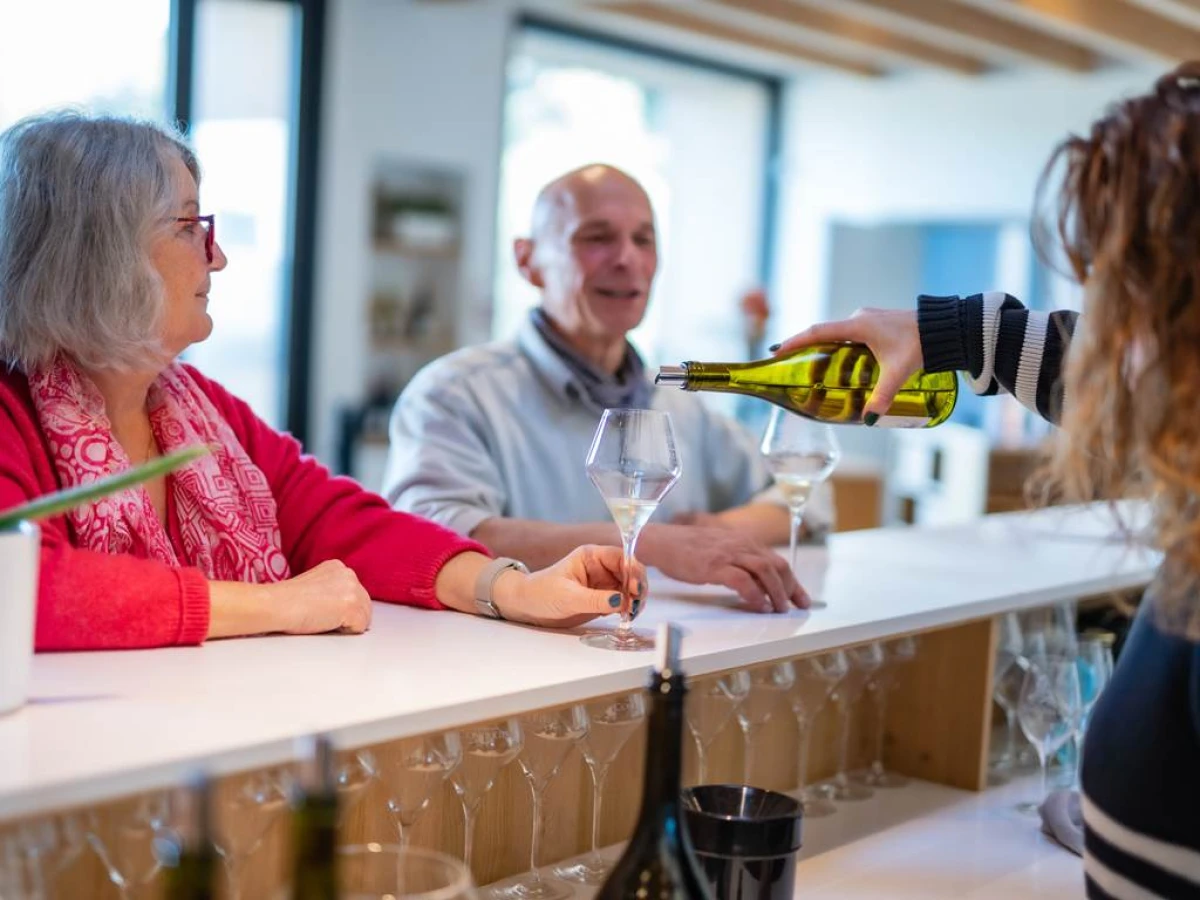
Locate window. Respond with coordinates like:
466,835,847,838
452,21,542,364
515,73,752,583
183,0,303,430
1,0,323,438
0,0,169,127
495,25,777,395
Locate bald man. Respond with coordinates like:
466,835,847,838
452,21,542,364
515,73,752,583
382,165,831,613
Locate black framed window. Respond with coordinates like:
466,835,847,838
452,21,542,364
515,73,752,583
173,0,324,440
494,17,783,425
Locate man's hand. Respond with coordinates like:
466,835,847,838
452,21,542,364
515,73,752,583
639,524,810,613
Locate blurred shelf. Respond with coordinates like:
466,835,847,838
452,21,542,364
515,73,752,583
373,237,460,259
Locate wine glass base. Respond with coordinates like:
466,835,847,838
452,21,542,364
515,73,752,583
552,857,612,885
794,791,838,818
489,874,574,900
829,780,874,802
850,768,909,789
580,630,654,652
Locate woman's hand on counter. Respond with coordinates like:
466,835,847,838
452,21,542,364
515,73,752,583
208,560,372,639
494,545,649,629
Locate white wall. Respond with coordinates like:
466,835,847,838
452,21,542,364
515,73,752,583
311,2,1160,465
770,66,1159,342
312,0,517,461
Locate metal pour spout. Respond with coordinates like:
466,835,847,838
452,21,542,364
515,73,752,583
655,365,688,386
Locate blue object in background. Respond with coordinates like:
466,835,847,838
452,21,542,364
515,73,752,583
919,224,1000,429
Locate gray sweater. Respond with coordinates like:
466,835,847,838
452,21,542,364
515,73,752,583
383,316,833,537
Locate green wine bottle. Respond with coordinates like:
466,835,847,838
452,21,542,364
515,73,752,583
162,773,218,900
291,735,339,900
656,343,957,427
595,624,713,900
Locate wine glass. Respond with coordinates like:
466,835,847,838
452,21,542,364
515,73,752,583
211,767,294,900
1073,632,1114,783
1,812,90,900
735,662,795,785
379,733,463,847
760,408,840,575
853,636,918,788
448,720,523,874
583,408,681,652
686,671,751,785
990,613,1026,780
491,705,589,900
335,748,378,826
788,651,849,818
340,844,478,899
827,643,885,802
1016,655,1083,814
554,693,647,885
87,791,176,899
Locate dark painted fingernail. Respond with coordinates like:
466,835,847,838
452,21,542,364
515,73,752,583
637,579,645,597
864,412,879,427
768,343,781,352
609,593,622,608
632,598,642,616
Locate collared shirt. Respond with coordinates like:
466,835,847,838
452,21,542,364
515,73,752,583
383,316,833,538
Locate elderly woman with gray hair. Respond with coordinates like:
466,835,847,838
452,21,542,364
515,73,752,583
0,111,645,651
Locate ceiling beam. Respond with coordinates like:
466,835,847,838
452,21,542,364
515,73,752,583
820,0,1102,71
967,0,1200,62
590,2,885,76
704,0,988,75
1124,0,1200,30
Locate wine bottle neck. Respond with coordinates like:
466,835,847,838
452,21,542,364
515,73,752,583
638,672,687,825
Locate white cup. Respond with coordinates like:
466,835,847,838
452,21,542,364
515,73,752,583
0,521,39,716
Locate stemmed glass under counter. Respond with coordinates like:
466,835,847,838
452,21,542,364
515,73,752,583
552,693,646,885
490,705,588,900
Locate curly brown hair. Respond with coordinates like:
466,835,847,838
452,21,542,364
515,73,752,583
1033,62,1200,635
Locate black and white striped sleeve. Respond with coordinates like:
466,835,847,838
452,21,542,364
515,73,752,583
917,292,1078,425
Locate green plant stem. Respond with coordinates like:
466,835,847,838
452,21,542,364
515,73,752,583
0,445,210,530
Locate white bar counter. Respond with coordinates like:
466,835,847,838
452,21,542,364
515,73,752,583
0,504,1157,821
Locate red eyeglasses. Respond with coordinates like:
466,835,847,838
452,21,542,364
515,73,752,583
174,214,216,263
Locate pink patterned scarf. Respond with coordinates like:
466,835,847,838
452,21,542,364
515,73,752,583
29,357,291,584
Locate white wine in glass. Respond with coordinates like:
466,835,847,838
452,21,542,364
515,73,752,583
761,408,840,575
583,408,680,652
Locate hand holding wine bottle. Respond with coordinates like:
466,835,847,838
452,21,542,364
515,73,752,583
656,307,955,428
769,308,926,425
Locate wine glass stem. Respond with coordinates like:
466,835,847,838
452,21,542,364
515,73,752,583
1037,748,1049,806
742,724,757,783
394,818,411,849
872,683,890,770
836,696,853,785
788,507,805,574
527,784,546,882
616,533,638,635
696,740,709,785
588,764,609,865
1004,708,1017,766
462,803,479,870
796,713,812,792
223,857,245,900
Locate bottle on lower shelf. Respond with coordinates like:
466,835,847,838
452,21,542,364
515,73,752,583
596,623,714,900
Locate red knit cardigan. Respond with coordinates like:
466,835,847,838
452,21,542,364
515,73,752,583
0,365,486,651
